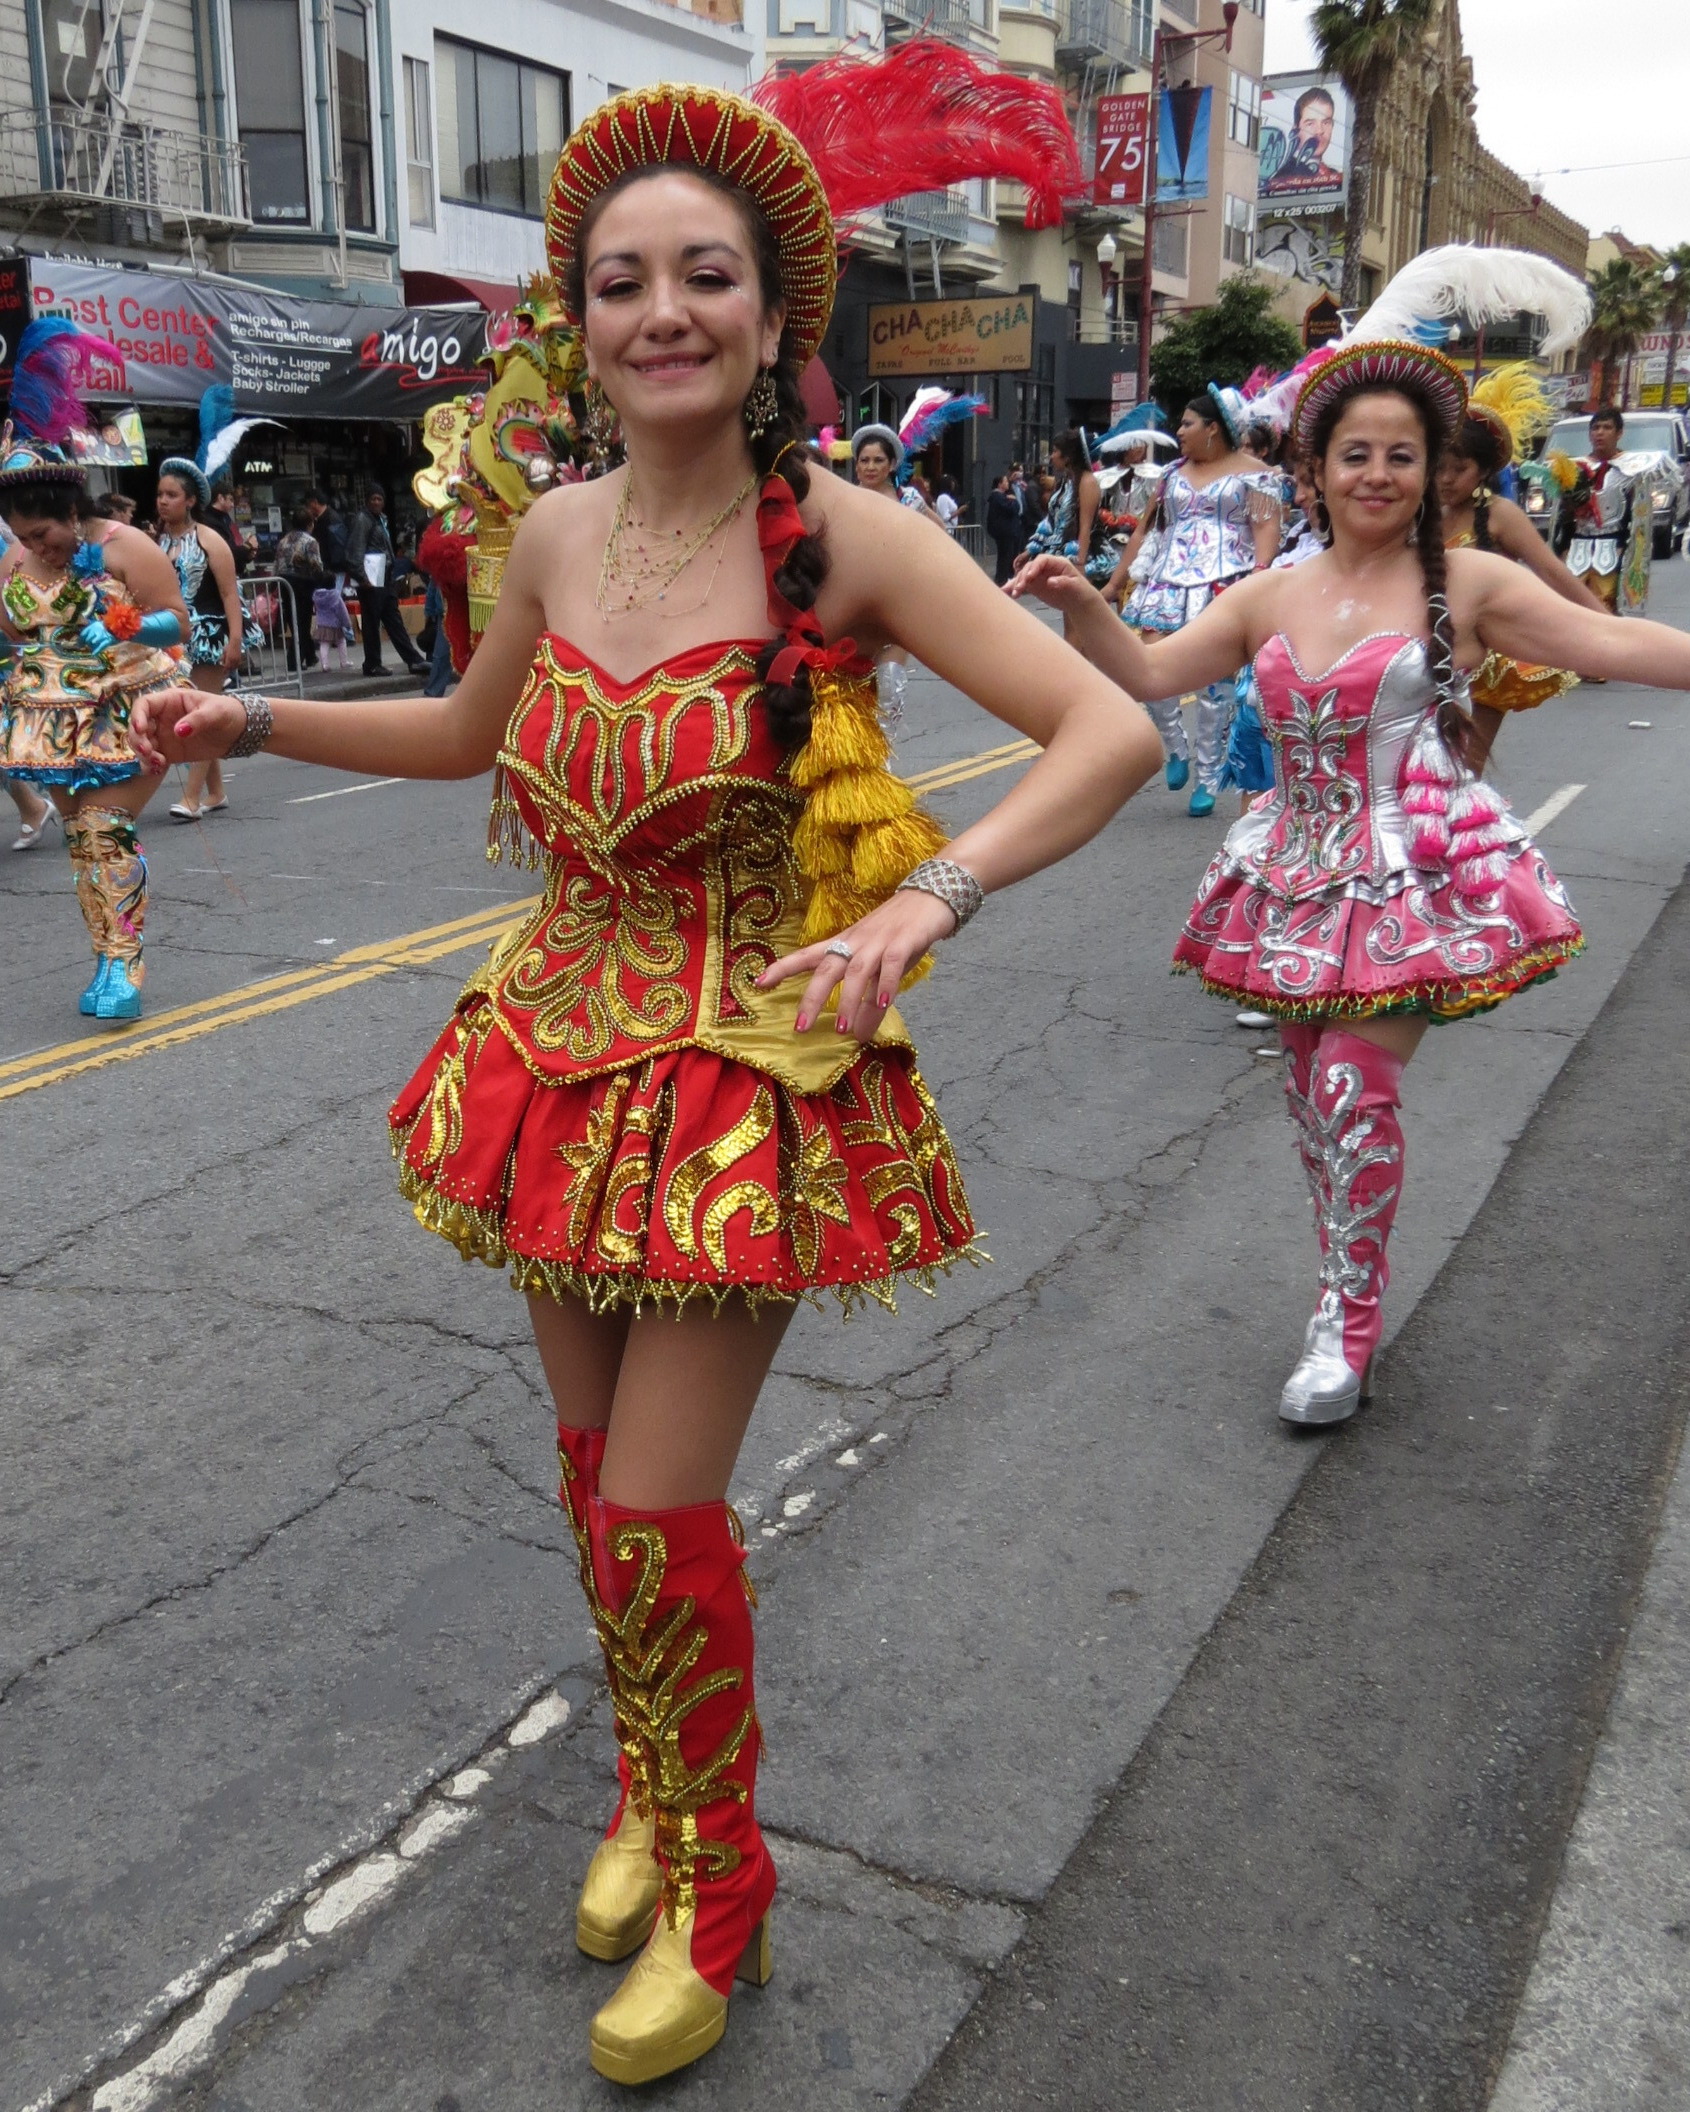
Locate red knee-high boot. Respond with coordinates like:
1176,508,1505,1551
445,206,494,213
556,1424,662,1962
1279,1030,1405,1427
586,1493,775,2086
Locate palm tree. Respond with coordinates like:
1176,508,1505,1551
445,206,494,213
1654,243,1690,415
1311,0,1437,313
1583,257,1662,408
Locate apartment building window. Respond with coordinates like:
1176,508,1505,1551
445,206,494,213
232,0,311,224
436,36,569,218
336,3,375,232
404,56,435,227
1152,213,1188,275
42,0,105,107
1227,70,1260,151
1223,192,1255,266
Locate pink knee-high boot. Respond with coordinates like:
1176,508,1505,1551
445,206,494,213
1279,1029,1405,1427
1278,1022,1327,1218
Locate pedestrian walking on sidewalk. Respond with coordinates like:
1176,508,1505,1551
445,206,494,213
275,507,327,670
130,57,1155,2091
1014,261,1690,1432
345,488,426,678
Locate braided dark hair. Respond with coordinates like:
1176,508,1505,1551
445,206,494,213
563,164,827,749
1307,375,1473,761
1452,413,1508,552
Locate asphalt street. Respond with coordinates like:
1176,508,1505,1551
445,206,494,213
4,563,1690,2112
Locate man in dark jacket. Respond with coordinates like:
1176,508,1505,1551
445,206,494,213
345,488,426,677
986,473,1022,584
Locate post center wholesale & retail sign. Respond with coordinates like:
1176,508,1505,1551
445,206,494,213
21,260,490,418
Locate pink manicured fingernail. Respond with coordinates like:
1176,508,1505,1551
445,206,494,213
878,993,890,1008
794,1014,809,1033
175,720,193,736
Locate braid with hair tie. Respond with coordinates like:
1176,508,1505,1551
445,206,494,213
750,348,828,749
1413,485,1474,762
1472,486,1494,552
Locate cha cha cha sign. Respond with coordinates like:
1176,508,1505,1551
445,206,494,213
24,261,488,417
868,295,1035,379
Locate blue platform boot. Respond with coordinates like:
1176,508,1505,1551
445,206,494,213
79,957,113,1015
1164,754,1190,792
1187,786,1216,817
95,957,144,1021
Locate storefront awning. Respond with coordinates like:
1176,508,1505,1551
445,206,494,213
402,271,521,314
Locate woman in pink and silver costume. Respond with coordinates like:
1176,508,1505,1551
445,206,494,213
1102,384,1281,818
1014,336,1690,1426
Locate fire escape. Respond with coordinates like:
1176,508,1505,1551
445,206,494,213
0,0,250,253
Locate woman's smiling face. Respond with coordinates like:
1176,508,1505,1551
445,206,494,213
1318,389,1431,544
581,171,784,438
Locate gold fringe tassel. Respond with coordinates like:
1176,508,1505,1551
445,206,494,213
485,759,544,870
789,666,947,980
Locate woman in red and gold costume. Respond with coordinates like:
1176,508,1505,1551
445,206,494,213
132,51,1162,2089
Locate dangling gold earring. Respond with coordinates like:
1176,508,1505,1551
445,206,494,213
584,378,618,451
743,366,778,440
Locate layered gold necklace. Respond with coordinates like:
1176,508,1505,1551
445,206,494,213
594,469,760,620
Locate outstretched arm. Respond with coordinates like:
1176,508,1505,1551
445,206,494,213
129,492,563,778
1467,547,1690,687
1490,497,1608,612
1008,552,1261,700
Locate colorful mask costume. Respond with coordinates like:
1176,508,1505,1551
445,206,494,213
389,47,1082,2090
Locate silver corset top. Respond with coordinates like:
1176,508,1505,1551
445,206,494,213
1223,633,1525,902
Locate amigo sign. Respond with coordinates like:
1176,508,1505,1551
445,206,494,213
868,294,1035,378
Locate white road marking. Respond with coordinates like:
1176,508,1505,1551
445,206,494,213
783,1491,816,1519
285,777,404,803
1523,783,1586,834
399,1803,477,1859
507,1689,571,1747
90,1944,300,2112
51,1673,574,2112
302,1855,403,1937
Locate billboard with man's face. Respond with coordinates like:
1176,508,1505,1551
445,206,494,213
1257,75,1352,215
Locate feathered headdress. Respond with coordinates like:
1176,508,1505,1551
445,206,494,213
0,318,127,485
1347,245,1591,363
1250,247,1592,456
894,386,987,480
546,45,1083,366
750,41,1079,233
195,384,279,487
1468,362,1557,464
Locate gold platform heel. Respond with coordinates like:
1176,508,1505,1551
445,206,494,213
589,1909,772,2085
576,1797,663,1962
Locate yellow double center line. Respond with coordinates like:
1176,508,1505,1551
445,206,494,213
1,738,1040,1101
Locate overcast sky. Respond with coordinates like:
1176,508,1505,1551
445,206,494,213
1263,0,1690,253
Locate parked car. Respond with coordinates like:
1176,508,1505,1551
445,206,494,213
1522,411,1690,557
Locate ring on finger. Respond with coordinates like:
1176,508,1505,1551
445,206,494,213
822,939,854,962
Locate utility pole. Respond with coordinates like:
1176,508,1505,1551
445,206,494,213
1136,0,1238,409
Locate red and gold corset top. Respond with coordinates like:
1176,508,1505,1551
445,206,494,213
477,634,911,1094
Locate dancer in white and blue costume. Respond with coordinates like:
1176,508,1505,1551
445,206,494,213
1107,385,1280,816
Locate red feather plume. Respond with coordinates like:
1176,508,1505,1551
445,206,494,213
751,40,1081,230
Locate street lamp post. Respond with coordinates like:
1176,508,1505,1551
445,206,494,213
1135,0,1239,408
1470,192,1543,388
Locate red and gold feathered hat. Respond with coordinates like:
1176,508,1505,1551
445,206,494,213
546,42,1082,368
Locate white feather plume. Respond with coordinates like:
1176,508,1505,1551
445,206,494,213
1349,244,1591,359
201,416,279,483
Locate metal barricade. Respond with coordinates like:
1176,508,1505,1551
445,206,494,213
956,523,992,570
234,573,305,697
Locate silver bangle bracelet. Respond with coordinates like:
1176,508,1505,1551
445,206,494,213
896,856,985,932
226,692,274,758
